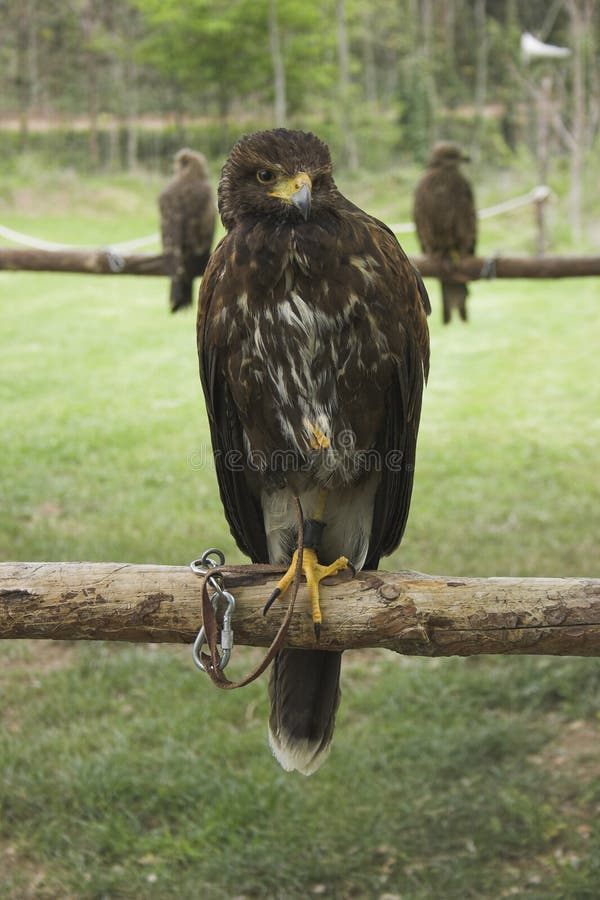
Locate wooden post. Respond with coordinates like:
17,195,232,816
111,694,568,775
533,186,550,256
1,562,599,657
532,70,552,257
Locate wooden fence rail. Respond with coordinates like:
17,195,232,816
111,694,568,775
1,562,599,657
0,248,168,276
2,247,600,279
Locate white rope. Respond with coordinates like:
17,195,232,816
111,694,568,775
389,185,551,234
477,185,550,220
0,225,77,251
0,224,160,252
0,186,550,249
390,221,416,234
110,232,160,251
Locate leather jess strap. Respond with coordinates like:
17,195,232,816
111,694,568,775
198,524,304,690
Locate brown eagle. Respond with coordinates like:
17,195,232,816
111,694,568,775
197,129,430,775
159,148,216,312
413,142,477,324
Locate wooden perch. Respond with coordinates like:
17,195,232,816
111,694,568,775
0,248,169,276
2,247,600,280
1,562,599,657
411,254,600,280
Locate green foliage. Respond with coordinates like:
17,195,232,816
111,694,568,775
0,122,273,173
2,0,598,181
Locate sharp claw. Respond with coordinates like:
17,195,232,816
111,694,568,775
263,587,281,616
347,561,356,579
314,622,321,641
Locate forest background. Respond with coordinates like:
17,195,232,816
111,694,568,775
1,0,599,242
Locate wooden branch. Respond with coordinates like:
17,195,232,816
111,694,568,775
1,562,599,657
411,254,600,280
0,247,169,275
2,247,600,280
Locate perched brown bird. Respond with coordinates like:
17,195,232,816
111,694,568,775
159,148,216,312
413,142,477,324
197,129,430,774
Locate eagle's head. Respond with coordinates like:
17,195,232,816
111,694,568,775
218,129,339,230
427,142,470,168
174,148,210,180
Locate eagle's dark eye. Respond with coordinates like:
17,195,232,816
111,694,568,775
257,169,276,184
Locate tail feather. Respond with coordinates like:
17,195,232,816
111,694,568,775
268,648,342,776
441,281,468,324
169,278,193,312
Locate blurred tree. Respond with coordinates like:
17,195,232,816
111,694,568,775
3,0,37,141
80,1,104,166
0,0,598,236
134,0,269,122
565,0,597,240
472,0,489,165
269,0,286,126
335,0,358,170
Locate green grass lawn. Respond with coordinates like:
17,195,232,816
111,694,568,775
1,167,600,899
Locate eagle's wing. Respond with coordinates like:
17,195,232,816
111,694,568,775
456,177,477,256
341,206,430,567
413,176,432,254
181,181,216,260
159,186,185,276
197,238,269,562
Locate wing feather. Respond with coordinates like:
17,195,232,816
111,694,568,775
197,242,268,562
347,214,429,568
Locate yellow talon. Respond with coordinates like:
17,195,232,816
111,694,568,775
264,546,349,638
303,548,349,628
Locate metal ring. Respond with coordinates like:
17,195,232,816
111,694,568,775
105,250,125,273
190,547,225,576
202,548,226,567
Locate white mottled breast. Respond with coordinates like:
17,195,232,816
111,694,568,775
253,250,341,456
218,234,393,487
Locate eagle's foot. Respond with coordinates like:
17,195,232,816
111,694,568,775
264,547,350,640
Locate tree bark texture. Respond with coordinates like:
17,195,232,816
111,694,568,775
3,248,600,280
1,562,599,658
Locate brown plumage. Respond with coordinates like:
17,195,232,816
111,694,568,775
197,128,430,774
159,148,216,312
413,142,477,324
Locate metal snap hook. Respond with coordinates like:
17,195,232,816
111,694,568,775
192,589,236,672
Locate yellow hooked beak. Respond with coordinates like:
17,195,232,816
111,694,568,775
268,172,312,220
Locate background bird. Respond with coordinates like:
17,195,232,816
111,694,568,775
413,142,477,324
197,128,430,775
159,148,216,312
